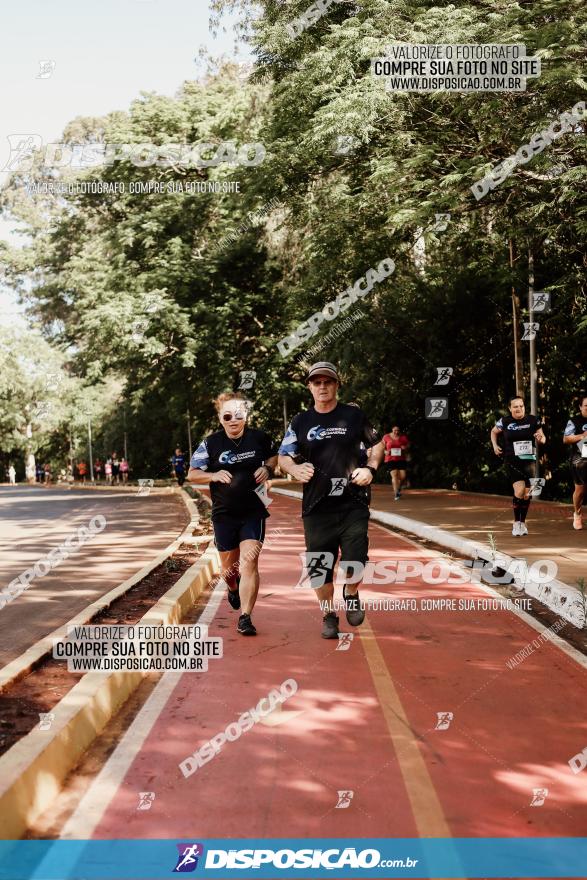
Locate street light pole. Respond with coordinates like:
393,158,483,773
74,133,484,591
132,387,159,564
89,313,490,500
528,246,537,415
123,408,128,460
187,407,193,458
86,414,94,482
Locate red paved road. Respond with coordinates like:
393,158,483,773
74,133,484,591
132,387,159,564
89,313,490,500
0,486,188,666
69,494,587,844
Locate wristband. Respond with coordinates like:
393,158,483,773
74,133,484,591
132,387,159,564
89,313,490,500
264,465,275,479
366,465,377,478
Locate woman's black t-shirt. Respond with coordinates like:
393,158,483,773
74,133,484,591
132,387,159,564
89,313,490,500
190,428,277,522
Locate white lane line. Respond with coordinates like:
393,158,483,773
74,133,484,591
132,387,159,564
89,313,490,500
59,580,226,840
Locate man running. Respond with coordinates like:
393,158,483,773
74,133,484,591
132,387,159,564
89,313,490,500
490,396,546,536
172,447,187,486
188,393,278,636
382,426,410,500
563,394,587,530
278,362,384,639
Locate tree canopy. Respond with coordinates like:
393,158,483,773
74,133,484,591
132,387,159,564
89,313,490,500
1,0,585,494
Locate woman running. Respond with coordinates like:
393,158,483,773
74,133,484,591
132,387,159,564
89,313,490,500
187,392,278,636
490,396,546,536
382,426,410,500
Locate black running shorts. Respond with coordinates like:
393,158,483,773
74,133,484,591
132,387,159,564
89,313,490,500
503,457,536,487
571,456,587,486
302,504,370,585
213,516,266,552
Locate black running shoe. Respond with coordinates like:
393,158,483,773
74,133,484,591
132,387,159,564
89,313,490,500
237,613,256,636
343,586,365,626
227,573,241,609
321,612,339,639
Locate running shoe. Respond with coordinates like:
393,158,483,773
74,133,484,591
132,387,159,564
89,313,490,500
573,512,583,530
321,612,339,639
512,521,522,536
394,492,401,501
227,586,241,610
237,613,256,636
343,586,365,626
519,523,528,536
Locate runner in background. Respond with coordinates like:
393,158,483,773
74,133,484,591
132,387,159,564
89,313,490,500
120,457,130,483
382,426,410,500
105,458,113,485
111,452,121,485
563,393,587,530
278,362,383,640
94,457,103,481
172,447,187,486
187,393,278,636
490,396,546,536
77,460,88,482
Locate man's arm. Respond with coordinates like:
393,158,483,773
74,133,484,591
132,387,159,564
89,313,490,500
563,420,587,444
490,425,503,455
278,421,315,483
367,440,384,470
351,440,384,486
278,454,315,482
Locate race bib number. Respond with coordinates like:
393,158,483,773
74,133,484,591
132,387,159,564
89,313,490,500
390,448,402,457
581,441,587,459
513,440,533,456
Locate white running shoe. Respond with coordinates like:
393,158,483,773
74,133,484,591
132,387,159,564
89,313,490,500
573,512,583,530
519,522,528,536
512,521,521,536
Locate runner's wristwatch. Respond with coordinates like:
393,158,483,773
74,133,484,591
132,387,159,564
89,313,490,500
366,466,377,477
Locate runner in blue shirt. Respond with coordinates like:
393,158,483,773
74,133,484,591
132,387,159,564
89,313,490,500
172,447,187,486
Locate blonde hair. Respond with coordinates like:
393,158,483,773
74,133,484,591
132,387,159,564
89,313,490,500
214,391,250,414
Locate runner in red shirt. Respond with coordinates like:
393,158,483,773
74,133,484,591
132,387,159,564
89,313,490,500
382,426,409,500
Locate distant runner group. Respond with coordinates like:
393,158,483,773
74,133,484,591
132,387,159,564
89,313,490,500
184,364,586,639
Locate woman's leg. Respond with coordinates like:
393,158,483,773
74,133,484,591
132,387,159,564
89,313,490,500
218,548,240,590
238,538,263,616
391,468,400,494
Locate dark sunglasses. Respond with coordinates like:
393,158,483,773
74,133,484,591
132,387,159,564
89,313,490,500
222,413,246,422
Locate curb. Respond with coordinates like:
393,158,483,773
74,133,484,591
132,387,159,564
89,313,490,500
272,488,586,629
0,545,221,840
0,489,197,693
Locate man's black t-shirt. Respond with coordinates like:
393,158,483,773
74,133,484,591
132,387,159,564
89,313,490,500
279,403,381,516
190,428,277,522
495,414,541,459
564,416,587,461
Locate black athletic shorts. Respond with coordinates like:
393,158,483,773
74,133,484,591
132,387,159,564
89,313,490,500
571,456,587,486
213,516,266,552
385,460,407,472
302,504,370,586
503,456,536,487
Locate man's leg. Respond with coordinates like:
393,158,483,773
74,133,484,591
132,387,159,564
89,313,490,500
573,483,584,514
340,507,370,626
302,510,339,637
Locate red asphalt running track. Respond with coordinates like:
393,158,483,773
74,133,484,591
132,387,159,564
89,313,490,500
65,494,587,843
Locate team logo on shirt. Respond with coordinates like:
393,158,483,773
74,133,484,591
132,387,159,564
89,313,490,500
307,426,347,441
218,450,256,464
